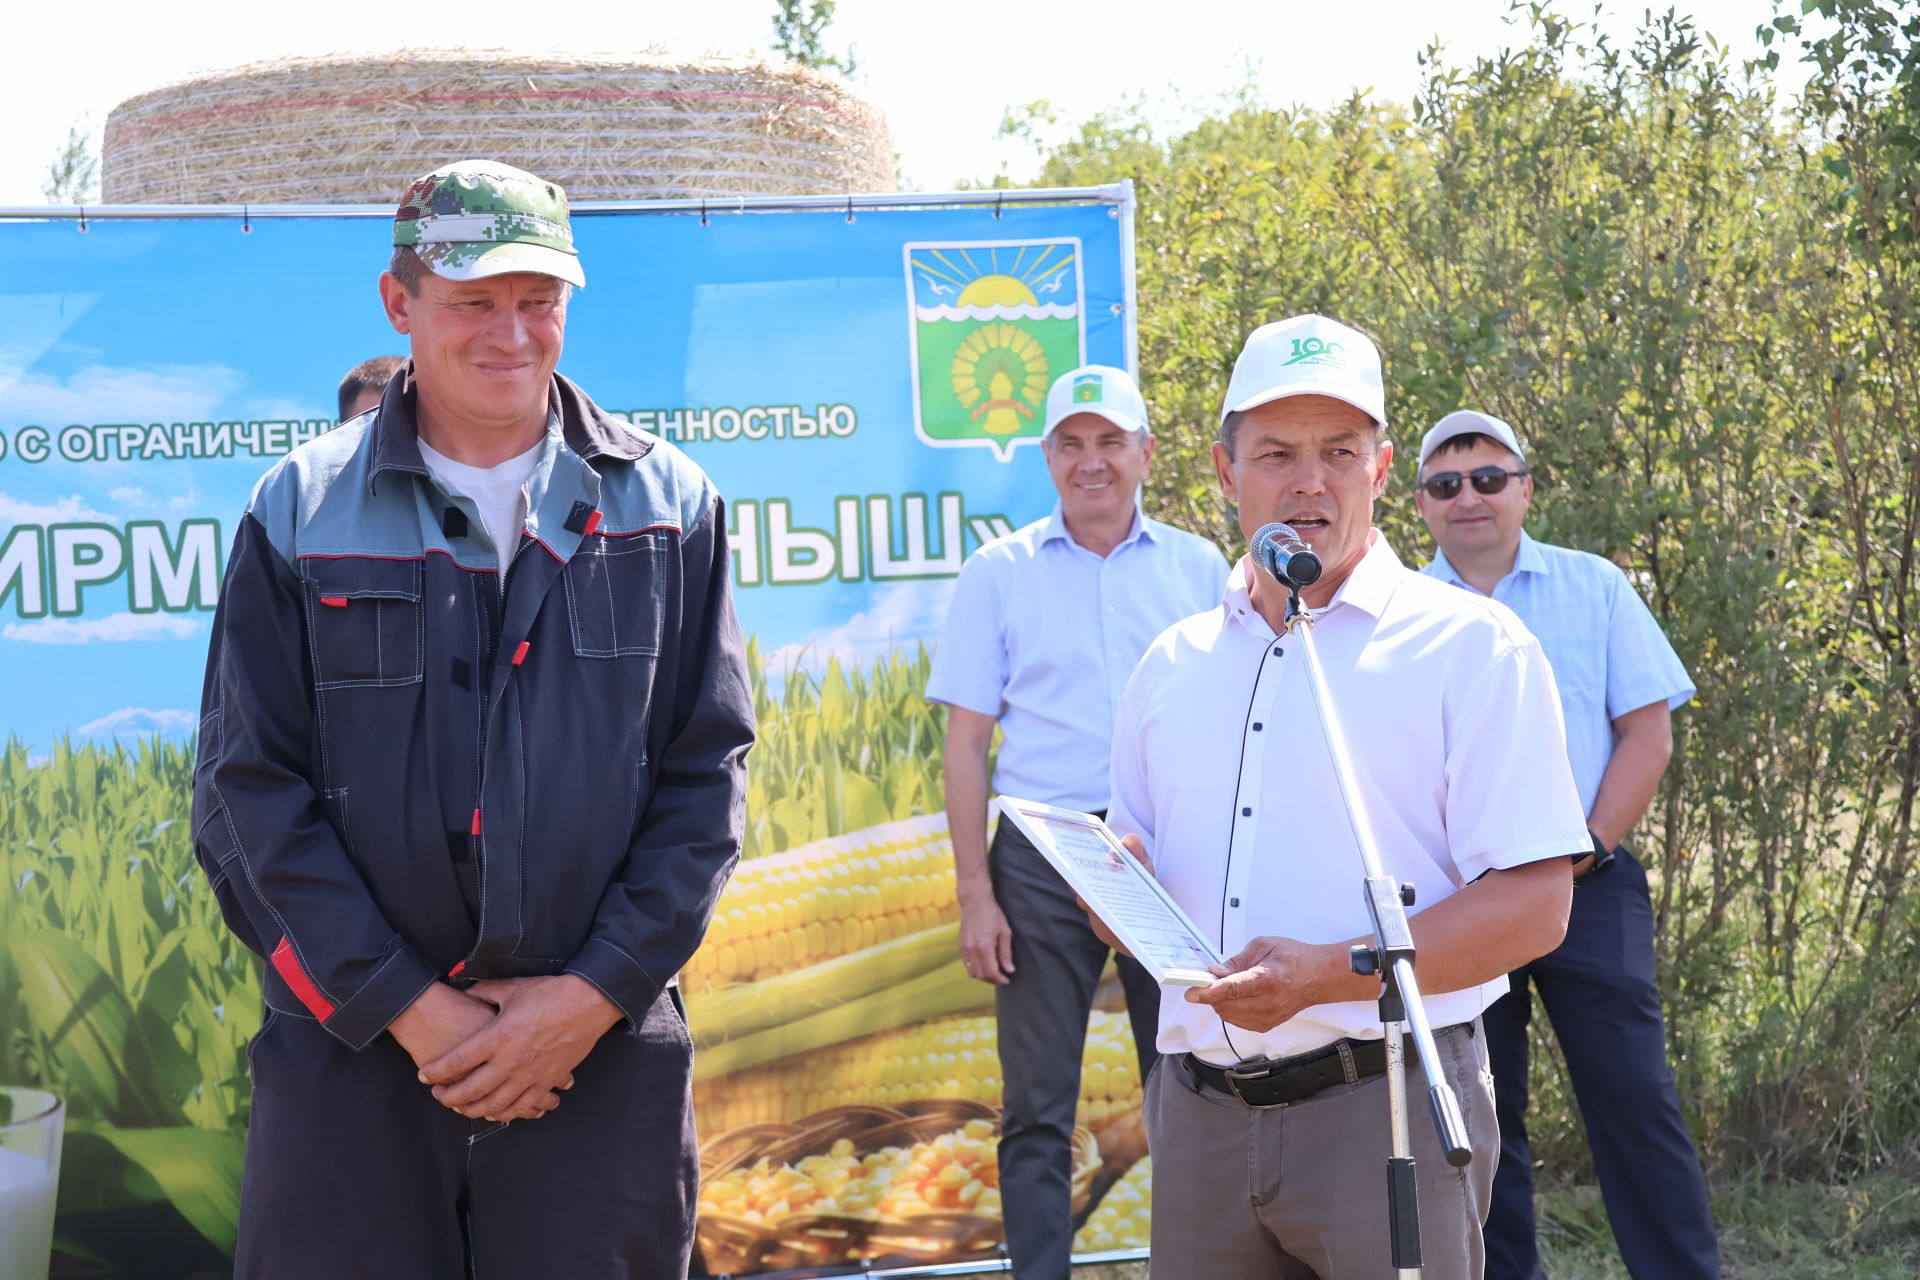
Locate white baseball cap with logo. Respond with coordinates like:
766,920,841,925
1043,364,1148,438
1417,410,1527,472
1220,314,1387,430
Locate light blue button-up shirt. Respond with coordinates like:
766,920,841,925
927,506,1230,811
1422,531,1694,813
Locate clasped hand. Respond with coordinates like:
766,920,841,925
389,974,623,1123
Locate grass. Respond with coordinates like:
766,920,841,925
1059,1174,1920,1278
1538,1171,1920,1278
1058,1169,1920,1276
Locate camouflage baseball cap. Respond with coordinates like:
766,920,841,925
392,160,585,288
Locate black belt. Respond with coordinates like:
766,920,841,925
1183,1023,1470,1109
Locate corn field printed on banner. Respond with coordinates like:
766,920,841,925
740,642,951,862
0,739,254,1272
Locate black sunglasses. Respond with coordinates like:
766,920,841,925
1419,466,1530,501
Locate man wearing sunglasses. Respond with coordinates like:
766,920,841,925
1414,410,1719,1280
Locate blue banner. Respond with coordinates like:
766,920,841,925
0,193,1151,1276
0,195,1131,750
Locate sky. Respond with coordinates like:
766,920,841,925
3,0,1813,207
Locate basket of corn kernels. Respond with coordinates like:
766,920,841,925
696,1099,1099,1272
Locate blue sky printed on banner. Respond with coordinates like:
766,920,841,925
907,241,1082,311
0,201,1130,752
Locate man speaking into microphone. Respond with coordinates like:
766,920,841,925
1101,314,1590,1278
927,363,1227,1279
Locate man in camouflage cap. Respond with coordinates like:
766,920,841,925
392,158,587,286
193,158,753,1278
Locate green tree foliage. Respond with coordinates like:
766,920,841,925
42,122,99,205
770,0,858,78
1002,6,1920,1178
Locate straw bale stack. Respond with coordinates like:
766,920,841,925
102,51,894,205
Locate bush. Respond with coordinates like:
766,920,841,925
1000,4,1920,1179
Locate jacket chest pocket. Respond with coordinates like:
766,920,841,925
564,533,670,659
303,559,424,688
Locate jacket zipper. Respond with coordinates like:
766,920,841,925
460,530,533,976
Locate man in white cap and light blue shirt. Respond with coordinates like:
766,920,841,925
926,363,1228,1279
1414,410,1719,1280
1101,315,1589,1277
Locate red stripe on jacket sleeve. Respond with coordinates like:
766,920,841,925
270,936,338,1021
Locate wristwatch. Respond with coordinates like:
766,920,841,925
1575,829,1618,880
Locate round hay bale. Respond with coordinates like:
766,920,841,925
102,50,894,205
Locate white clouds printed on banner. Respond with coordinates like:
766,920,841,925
1,361,244,426
105,486,204,513
242,396,326,423
76,706,197,738
0,294,104,398
763,580,955,679
2,612,201,645
0,492,111,526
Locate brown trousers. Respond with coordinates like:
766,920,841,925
1144,1021,1498,1279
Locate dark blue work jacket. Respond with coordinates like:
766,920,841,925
191,369,754,1048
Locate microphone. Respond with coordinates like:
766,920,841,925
1251,522,1323,588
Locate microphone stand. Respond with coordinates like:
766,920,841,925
1281,584,1473,1278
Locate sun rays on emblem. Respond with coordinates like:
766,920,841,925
909,244,1076,308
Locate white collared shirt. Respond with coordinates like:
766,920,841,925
928,506,1230,811
1108,531,1589,1064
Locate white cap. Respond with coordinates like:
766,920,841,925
1043,364,1148,437
1417,410,1526,472
1221,314,1386,429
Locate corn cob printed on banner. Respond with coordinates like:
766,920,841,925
0,192,1142,1275
690,1007,1145,1138
683,815,1155,1268
683,814,962,993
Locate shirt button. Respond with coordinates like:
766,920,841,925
1252,722,1263,731
1242,806,1252,817
1273,645,1284,656
1230,897,1240,908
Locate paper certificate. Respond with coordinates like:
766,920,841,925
995,796,1226,987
